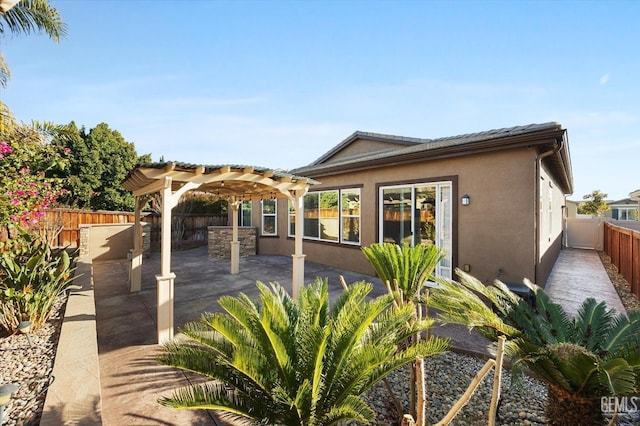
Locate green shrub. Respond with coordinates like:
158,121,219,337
0,233,77,333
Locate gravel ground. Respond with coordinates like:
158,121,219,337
598,250,640,313
0,295,66,426
0,251,638,425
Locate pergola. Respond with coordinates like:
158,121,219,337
122,162,318,343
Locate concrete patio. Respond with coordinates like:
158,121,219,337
41,246,627,425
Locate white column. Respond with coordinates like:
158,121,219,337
130,196,143,292
291,191,306,299
156,177,175,342
156,272,176,344
230,198,240,274
153,178,201,344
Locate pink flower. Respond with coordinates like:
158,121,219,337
10,198,20,205
0,142,12,155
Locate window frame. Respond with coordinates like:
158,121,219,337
238,200,251,227
261,199,277,236
288,187,361,245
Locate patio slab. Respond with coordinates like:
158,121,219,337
92,247,494,425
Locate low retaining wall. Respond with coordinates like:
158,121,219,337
79,223,150,260
208,226,256,258
40,257,102,425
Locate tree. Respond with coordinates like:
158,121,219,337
0,0,67,125
51,122,151,211
430,272,640,426
157,278,449,425
0,122,70,232
578,190,610,217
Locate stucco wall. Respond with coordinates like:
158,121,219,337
257,146,548,285
79,223,150,261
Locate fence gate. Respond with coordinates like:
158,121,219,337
565,218,603,250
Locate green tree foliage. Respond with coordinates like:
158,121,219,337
578,189,610,217
174,192,227,214
0,123,70,230
430,272,640,426
52,122,151,211
158,278,449,425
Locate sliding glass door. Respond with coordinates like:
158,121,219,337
380,182,452,278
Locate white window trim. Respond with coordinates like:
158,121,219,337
288,188,361,245
340,188,361,246
261,199,277,236
378,181,452,278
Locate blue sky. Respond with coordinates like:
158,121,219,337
1,0,638,201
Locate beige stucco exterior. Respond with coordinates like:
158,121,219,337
254,124,572,287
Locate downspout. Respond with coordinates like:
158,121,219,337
534,137,563,284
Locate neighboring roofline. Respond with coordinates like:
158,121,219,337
630,189,640,201
292,122,573,194
607,198,637,205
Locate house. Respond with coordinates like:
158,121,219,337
604,197,639,221
250,122,573,287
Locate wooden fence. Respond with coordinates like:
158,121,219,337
147,212,228,247
1,208,228,248
604,221,640,299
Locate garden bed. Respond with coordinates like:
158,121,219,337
0,294,67,425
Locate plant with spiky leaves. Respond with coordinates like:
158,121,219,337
430,271,640,426
157,277,449,425
361,242,445,424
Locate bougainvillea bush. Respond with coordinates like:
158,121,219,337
0,124,74,334
0,125,69,233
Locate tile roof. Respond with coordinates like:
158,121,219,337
293,122,563,174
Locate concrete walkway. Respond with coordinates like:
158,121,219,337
544,248,626,317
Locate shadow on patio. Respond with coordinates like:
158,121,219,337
92,246,494,425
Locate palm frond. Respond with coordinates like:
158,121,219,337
532,290,572,344
362,242,444,300
1,0,67,40
322,394,375,426
601,310,640,356
573,298,614,352
597,358,638,396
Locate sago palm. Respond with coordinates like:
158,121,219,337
361,242,445,424
157,278,449,425
431,271,640,426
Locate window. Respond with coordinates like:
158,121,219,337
379,182,452,278
619,207,639,221
238,200,251,226
261,199,277,235
289,188,361,245
341,189,360,244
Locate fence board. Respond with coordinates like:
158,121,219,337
1,208,228,248
604,222,640,300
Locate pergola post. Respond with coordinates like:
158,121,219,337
156,177,175,343
129,196,144,292
230,197,240,274
291,190,306,299
155,177,200,343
